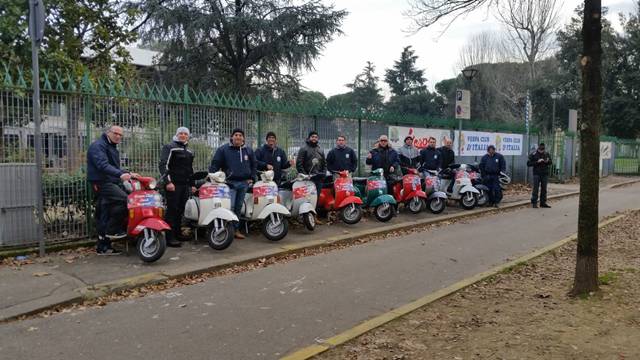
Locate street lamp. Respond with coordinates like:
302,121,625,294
550,91,560,133
458,67,478,156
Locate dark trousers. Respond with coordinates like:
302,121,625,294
531,174,548,205
483,174,502,204
165,184,190,241
94,182,128,249
229,180,250,230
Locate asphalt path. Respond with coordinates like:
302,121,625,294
1,184,638,360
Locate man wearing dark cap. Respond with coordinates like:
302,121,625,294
296,130,326,198
479,145,506,207
210,128,256,239
527,143,552,208
255,131,291,185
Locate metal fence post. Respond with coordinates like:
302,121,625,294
183,84,191,128
357,117,362,176
83,95,94,237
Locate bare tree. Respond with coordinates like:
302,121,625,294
457,30,513,69
495,0,562,80
405,0,604,297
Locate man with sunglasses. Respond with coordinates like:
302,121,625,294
87,125,139,255
527,143,553,208
366,135,400,178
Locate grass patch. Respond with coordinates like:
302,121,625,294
500,261,528,274
598,272,618,285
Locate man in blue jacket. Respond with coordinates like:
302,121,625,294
419,137,442,173
209,128,256,239
255,132,291,186
479,145,506,207
87,125,138,255
366,135,400,177
326,135,358,173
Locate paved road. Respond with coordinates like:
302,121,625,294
1,184,638,360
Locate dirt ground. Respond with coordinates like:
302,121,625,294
317,210,640,360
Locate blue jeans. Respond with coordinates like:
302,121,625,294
483,174,502,204
229,180,250,230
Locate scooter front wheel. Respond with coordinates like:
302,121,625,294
136,229,166,263
262,214,289,241
407,197,423,214
302,212,316,231
374,202,395,222
460,192,478,210
427,197,446,214
340,203,363,225
207,219,234,250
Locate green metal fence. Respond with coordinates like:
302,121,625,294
1,64,540,248
614,139,640,175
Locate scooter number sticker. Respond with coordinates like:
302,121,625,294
294,185,316,199
336,182,354,193
253,185,277,198
200,185,230,200
128,192,162,208
367,180,386,190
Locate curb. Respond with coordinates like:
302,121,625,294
2,182,637,322
280,213,629,360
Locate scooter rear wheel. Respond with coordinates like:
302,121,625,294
136,230,166,263
207,220,234,250
340,204,363,225
302,212,316,231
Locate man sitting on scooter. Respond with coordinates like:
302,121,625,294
327,135,358,174
419,137,442,174
255,132,292,186
209,128,257,239
366,135,400,188
87,125,139,255
398,135,420,173
479,145,506,208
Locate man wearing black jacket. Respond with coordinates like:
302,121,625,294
419,137,442,173
438,138,456,170
326,135,358,173
527,143,553,208
159,127,194,247
255,132,291,185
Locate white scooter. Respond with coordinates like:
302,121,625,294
437,164,481,210
279,172,319,231
184,171,238,250
241,170,291,241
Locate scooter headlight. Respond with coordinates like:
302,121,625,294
262,170,275,182
148,180,157,190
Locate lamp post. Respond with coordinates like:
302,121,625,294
550,91,560,133
458,67,478,156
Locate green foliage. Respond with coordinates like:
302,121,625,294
345,61,383,113
142,0,347,95
598,271,618,285
384,46,427,96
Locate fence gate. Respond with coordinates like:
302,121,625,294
538,130,567,181
614,140,640,175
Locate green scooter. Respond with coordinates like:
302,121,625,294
353,168,397,222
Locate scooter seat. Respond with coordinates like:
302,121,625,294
352,177,368,183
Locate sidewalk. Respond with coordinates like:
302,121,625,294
0,177,636,322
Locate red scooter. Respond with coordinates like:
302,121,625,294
124,176,170,262
391,167,427,214
317,170,364,224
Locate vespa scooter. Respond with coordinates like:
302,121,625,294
241,170,291,241
317,170,364,225
354,168,397,222
391,167,427,214
279,172,320,231
183,171,238,250
422,170,448,214
438,164,480,210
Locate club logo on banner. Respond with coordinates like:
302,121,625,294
453,131,523,156
388,126,452,149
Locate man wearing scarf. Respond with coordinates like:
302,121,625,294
159,126,194,247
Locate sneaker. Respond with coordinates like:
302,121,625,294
167,240,182,248
234,231,246,240
97,248,122,256
493,203,500,208
106,232,127,240
541,203,551,208
532,203,538,208
315,217,325,225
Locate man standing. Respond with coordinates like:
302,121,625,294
527,143,553,208
255,132,291,186
419,137,442,173
87,125,138,255
296,131,327,195
438,138,456,170
209,128,256,239
366,135,400,177
479,145,506,208
398,135,420,171
326,135,358,173
159,127,194,247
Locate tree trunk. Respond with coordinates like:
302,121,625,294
571,0,602,296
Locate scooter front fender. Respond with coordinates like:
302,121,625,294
257,203,291,220
337,196,364,209
405,190,427,199
460,185,480,194
370,194,397,207
428,191,448,200
131,218,171,236
202,208,239,226
298,202,317,215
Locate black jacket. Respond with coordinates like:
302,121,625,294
159,140,194,185
327,146,357,173
209,142,257,181
438,146,455,169
255,144,291,184
480,153,506,176
527,150,552,176
296,141,327,175
366,146,400,176
87,133,124,183
419,147,442,172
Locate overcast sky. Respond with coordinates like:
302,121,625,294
299,0,636,98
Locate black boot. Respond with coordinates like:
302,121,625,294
166,234,182,247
